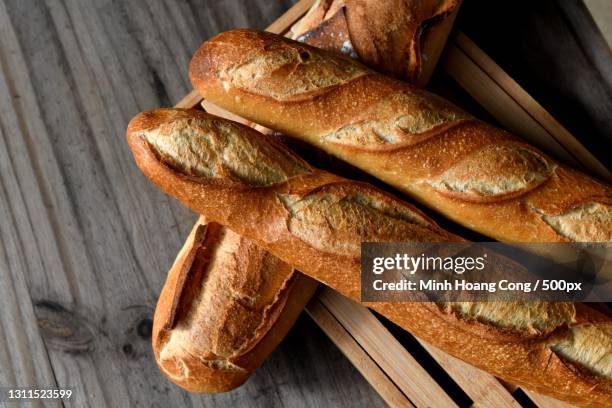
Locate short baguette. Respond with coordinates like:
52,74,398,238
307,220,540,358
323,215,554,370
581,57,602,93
128,108,611,406
288,0,462,84
189,29,612,244
152,216,317,392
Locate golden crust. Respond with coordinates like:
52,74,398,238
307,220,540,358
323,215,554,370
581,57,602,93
344,0,461,82
189,29,612,243
130,109,612,405
151,218,318,392
289,0,462,83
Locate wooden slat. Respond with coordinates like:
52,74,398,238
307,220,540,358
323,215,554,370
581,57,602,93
175,89,202,109
306,299,413,408
316,288,457,408
266,0,315,35
523,390,577,408
455,31,610,181
458,0,612,175
202,100,251,125
417,341,520,408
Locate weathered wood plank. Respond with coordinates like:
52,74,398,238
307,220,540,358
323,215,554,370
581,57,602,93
0,141,60,408
0,0,386,406
0,0,156,404
317,289,457,408
306,300,411,408
416,341,520,408
523,390,576,408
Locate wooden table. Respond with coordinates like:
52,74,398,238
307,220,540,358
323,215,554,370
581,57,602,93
0,0,608,407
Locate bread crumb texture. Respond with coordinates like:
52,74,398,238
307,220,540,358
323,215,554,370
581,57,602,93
428,144,553,200
280,183,447,257
552,323,612,379
445,302,612,379
140,117,308,187
540,202,612,242
322,90,471,147
159,228,293,377
442,302,576,334
223,41,368,101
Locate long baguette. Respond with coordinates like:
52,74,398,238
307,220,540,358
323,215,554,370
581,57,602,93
152,217,318,392
189,29,611,244
128,108,611,406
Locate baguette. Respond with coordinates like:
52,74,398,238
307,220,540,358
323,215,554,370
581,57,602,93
288,0,462,84
189,29,611,244
128,108,612,406
152,216,318,392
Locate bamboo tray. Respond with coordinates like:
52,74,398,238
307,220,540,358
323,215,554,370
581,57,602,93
175,0,609,406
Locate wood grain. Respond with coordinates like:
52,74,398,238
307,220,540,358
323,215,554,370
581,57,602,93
416,341,520,408
316,289,457,408
0,0,386,406
523,390,577,408
0,126,60,408
306,298,412,408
